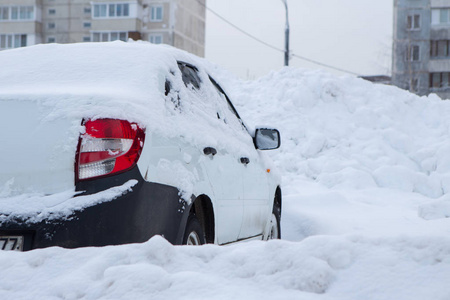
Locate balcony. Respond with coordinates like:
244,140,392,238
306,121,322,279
429,59,450,72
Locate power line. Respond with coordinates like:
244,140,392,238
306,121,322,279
198,0,284,53
197,0,359,76
291,54,360,76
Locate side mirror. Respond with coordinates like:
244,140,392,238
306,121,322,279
254,128,281,150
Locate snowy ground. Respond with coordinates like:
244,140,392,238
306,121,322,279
1,65,450,299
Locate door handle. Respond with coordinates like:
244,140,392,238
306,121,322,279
240,157,250,165
203,147,217,156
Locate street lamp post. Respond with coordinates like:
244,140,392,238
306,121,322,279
281,0,290,66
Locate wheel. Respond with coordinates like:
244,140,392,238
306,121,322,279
268,201,281,240
183,214,206,245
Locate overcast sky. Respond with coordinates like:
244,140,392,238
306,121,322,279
204,0,393,80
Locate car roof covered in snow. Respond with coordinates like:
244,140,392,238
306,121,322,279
0,41,256,164
0,41,200,96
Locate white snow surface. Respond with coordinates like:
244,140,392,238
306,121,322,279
1,42,450,299
0,180,137,224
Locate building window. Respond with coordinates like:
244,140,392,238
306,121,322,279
149,34,163,44
150,5,163,22
48,22,56,29
411,78,419,91
0,7,8,20
19,6,33,19
92,31,128,42
407,14,420,30
11,6,18,19
83,22,91,28
48,8,56,15
0,34,26,49
83,36,91,42
441,9,450,23
84,7,91,14
432,8,450,25
93,4,106,17
430,72,450,88
430,40,450,58
0,6,34,20
407,78,419,92
47,37,56,43
93,3,129,18
406,45,420,61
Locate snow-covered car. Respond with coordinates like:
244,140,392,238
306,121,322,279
0,42,281,250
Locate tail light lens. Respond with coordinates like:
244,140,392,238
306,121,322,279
76,119,145,181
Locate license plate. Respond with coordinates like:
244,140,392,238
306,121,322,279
0,236,24,251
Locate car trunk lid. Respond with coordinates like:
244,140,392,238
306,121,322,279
0,99,80,196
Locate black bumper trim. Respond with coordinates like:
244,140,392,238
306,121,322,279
0,166,191,250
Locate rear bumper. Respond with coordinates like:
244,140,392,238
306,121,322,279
0,167,190,250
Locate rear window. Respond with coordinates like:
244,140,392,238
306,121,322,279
177,62,201,90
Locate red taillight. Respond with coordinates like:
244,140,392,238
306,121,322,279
75,119,145,181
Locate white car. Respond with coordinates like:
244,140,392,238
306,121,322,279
0,42,281,250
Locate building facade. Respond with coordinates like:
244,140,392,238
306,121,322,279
0,0,205,57
393,0,450,99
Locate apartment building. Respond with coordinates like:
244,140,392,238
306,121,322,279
393,0,450,99
0,0,205,57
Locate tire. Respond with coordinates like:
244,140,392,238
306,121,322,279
182,214,206,245
268,201,281,240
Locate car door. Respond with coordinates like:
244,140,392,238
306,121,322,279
208,77,271,240
239,149,271,239
176,62,244,244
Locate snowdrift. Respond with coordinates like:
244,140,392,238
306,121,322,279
1,44,450,299
228,68,450,199
1,235,449,300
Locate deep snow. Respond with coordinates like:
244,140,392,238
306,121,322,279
1,42,450,299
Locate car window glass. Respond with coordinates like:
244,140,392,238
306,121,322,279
209,76,247,131
165,78,171,96
170,64,254,154
177,62,201,90
164,71,181,110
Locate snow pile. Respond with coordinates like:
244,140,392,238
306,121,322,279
1,235,449,300
1,42,450,299
418,196,450,220
227,68,450,199
216,67,450,241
